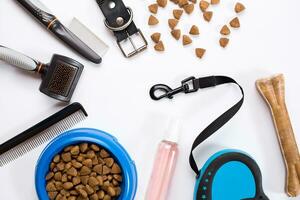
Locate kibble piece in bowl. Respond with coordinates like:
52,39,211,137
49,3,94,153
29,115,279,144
46,143,123,200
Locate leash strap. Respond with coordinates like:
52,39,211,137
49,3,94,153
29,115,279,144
149,76,244,176
95,0,147,58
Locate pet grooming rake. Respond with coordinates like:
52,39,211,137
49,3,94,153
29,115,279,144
0,45,83,102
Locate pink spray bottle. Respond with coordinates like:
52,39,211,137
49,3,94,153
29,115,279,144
145,120,181,200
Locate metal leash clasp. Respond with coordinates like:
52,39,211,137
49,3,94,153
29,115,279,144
150,77,198,100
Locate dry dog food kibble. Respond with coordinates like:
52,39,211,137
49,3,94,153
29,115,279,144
199,0,209,12
147,0,246,57
219,37,229,48
151,32,161,43
148,15,159,25
182,35,192,45
220,25,230,35
195,48,206,58
171,29,181,40
210,0,220,5
148,3,159,14
203,11,213,22
46,143,123,200
154,41,165,51
178,0,189,7
229,17,240,28
173,9,184,20
168,19,179,29
235,2,245,13
183,3,194,14
157,0,168,7
189,25,200,35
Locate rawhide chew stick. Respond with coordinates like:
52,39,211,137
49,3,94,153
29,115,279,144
256,74,300,197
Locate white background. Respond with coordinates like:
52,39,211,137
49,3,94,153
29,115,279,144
0,0,299,199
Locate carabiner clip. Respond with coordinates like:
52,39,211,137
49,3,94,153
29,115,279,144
150,84,174,100
150,76,199,101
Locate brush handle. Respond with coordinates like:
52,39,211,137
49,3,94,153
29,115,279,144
15,0,56,28
256,74,300,197
0,46,39,71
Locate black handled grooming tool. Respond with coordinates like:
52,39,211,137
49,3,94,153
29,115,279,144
96,0,148,58
0,45,83,102
15,0,102,64
0,103,88,167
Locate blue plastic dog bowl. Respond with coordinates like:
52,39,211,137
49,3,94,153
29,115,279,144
35,128,137,200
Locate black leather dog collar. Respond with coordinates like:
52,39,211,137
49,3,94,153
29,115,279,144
96,0,148,58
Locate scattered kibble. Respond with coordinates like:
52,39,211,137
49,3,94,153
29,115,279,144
183,3,194,14
211,0,220,5
235,2,245,13
183,35,193,45
147,0,245,56
154,41,165,51
199,0,209,12
148,3,159,14
220,25,230,35
173,9,184,20
151,32,161,43
203,11,213,22
157,0,168,7
168,18,179,29
46,143,123,200
171,29,181,40
195,48,206,58
148,15,159,25
219,37,229,47
189,25,200,35
230,17,240,28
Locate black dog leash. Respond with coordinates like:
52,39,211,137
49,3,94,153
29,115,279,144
150,76,244,175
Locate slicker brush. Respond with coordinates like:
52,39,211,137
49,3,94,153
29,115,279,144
0,45,83,102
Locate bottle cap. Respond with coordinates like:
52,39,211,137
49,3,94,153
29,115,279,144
164,118,181,143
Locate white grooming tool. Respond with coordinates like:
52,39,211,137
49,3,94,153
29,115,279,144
69,18,109,59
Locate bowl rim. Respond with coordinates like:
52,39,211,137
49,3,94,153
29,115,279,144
35,128,137,200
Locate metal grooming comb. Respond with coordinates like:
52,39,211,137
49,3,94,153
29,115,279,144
0,103,88,167
0,45,83,102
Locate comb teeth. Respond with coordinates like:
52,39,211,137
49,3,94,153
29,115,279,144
0,111,86,167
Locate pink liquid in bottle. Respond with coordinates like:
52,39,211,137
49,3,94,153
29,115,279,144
145,120,180,200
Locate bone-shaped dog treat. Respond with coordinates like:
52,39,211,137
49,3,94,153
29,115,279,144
256,74,300,197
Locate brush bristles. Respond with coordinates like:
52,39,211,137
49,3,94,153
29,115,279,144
0,111,86,167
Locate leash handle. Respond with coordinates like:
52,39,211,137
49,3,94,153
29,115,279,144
150,76,244,175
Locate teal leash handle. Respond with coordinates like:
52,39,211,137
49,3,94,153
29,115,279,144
195,151,269,200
